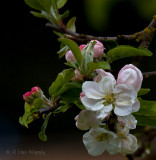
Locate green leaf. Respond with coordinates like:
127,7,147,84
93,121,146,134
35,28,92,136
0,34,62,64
138,88,150,96
73,100,85,110
30,11,53,22
107,45,152,63
88,61,111,73
25,0,53,12
66,17,76,32
57,0,67,9
55,82,82,97
133,98,156,127
33,98,44,108
58,38,83,66
53,104,71,113
49,68,75,97
57,45,69,58
38,112,52,141
60,10,70,20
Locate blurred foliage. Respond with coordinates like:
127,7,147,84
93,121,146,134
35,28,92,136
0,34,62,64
83,0,156,32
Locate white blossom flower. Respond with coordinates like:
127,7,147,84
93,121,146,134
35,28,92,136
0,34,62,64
118,114,137,129
119,134,138,154
83,127,118,156
75,110,101,130
81,76,139,119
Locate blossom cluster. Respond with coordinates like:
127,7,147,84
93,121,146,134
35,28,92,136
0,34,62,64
75,64,143,156
65,40,104,81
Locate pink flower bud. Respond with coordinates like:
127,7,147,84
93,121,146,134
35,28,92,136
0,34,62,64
72,69,83,81
80,92,85,101
23,92,32,101
117,64,143,92
94,69,114,82
91,40,104,58
79,44,86,51
31,86,40,93
65,50,76,63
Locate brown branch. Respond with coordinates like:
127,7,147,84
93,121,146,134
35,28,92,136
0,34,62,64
46,15,156,47
143,71,156,78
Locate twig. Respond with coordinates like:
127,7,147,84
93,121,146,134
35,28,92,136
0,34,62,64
143,71,156,78
46,15,156,48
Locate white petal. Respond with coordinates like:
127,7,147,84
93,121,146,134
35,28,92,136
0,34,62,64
83,129,106,156
114,84,137,101
118,114,137,129
98,76,116,94
75,110,100,130
97,104,113,120
114,84,137,116
114,105,132,116
81,96,104,111
120,134,138,154
82,81,104,99
132,100,140,113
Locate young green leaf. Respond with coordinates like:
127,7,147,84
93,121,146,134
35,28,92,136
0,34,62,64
133,98,156,127
53,104,71,113
25,0,53,12
81,41,96,74
57,0,67,9
33,98,44,108
138,88,150,96
38,112,52,141
88,61,111,73
49,68,75,97
107,45,152,63
66,17,76,32
58,38,83,66
57,45,69,58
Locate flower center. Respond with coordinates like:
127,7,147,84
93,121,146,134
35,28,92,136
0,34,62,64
96,133,108,142
104,93,115,103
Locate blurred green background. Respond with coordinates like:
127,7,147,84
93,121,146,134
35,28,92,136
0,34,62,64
1,0,156,159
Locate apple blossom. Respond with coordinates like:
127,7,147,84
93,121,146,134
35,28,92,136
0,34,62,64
94,69,114,82
117,64,143,92
72,69,83,81
79,44,86,51
81,76,139,118
23,92,32,101
83,127,118,156
75,110,101,130
91,40,104,58
119,134,138,154
117,114,137,129
65,50,76,63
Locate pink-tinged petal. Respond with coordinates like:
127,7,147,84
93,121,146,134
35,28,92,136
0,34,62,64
81,96,104,111
117,64,143,92
65,50,76,63
23,92,32,100
72,69,83,81
94,69,114,82
82,81,105,99
91,40,104,58
79,44,86,51
31,86,40,93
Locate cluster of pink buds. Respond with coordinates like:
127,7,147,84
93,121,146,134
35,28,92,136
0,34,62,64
23,86,42,103
65,40,104,64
